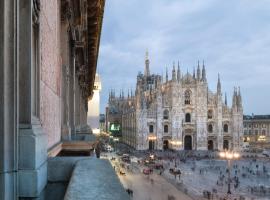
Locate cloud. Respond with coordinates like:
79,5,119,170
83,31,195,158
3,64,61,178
97,0,270,115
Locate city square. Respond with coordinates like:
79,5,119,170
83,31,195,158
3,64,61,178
1,0,270,200
101,140,270,200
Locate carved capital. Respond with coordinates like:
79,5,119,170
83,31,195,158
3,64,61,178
32,0,40,25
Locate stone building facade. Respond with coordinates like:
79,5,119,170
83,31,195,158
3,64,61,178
108,52,243,151
87,74,102,134
243,115,270,148
0,0,104,199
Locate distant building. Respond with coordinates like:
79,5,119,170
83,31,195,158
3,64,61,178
88,74,102,134
243,115,270,148
105,102,122,137
99,114,106,132
107,52,244,151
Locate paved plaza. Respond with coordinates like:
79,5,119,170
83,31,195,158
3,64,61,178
102,142,270,200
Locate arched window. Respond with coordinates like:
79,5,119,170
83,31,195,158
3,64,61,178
184,90,191,105
208,110,213,119
185,113,191,122
163,109,169,120
149,125,154,133
164,125,168,133
208,124,213,133
223,124,228,133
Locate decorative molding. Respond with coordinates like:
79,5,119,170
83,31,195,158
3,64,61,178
32,0,40,25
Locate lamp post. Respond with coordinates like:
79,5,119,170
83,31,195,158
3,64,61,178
219,151,240,194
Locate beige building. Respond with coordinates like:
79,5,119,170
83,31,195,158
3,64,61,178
87,74,102,134
243,115,270,149
108,52,244,151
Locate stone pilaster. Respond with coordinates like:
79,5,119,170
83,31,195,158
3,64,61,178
60,19,71,140
18,0,47,197
0,1,19,199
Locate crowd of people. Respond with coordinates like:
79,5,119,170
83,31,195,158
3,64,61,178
107,141,270,199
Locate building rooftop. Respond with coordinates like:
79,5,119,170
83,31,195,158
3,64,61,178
244,115,270,120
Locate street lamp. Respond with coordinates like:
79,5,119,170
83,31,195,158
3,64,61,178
219,150,240,194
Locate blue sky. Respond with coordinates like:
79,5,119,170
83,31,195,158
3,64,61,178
97,0,270,115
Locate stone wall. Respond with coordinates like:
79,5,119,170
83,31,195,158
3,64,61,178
40,0,62,149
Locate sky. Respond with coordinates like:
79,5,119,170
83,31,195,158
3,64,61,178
97,0,270,115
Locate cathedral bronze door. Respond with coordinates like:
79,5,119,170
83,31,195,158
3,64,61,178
208,140,214,150
184,135,192,150
149,140,155,150
223,140,229,150
163,140,169,150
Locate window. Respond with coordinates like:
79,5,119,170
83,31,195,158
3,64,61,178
223,124,228,133
208,110,213,119
185,113,191,122
208,124,213,133
164,125,168,133
184,90,191,105
262,130,266,135
149,125,154,133
163,109,169,120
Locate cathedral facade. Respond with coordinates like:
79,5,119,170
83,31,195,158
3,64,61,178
107,52,243,151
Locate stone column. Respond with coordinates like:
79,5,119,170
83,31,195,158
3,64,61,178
18,0,47,197
0,0,18,199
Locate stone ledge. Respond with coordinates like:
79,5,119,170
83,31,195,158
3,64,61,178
64,158,130,200
47,157,84,182
18,161,47,197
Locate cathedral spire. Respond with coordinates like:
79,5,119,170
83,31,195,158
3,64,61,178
166,67,168,82
172,62,176,81
177,61,181,82
197,60,201,80
217,73,221,94
193,67,196,79
237,87,242,108
225,92,227,106
201,60,206,82
232,87,237,108
144,50,150,76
